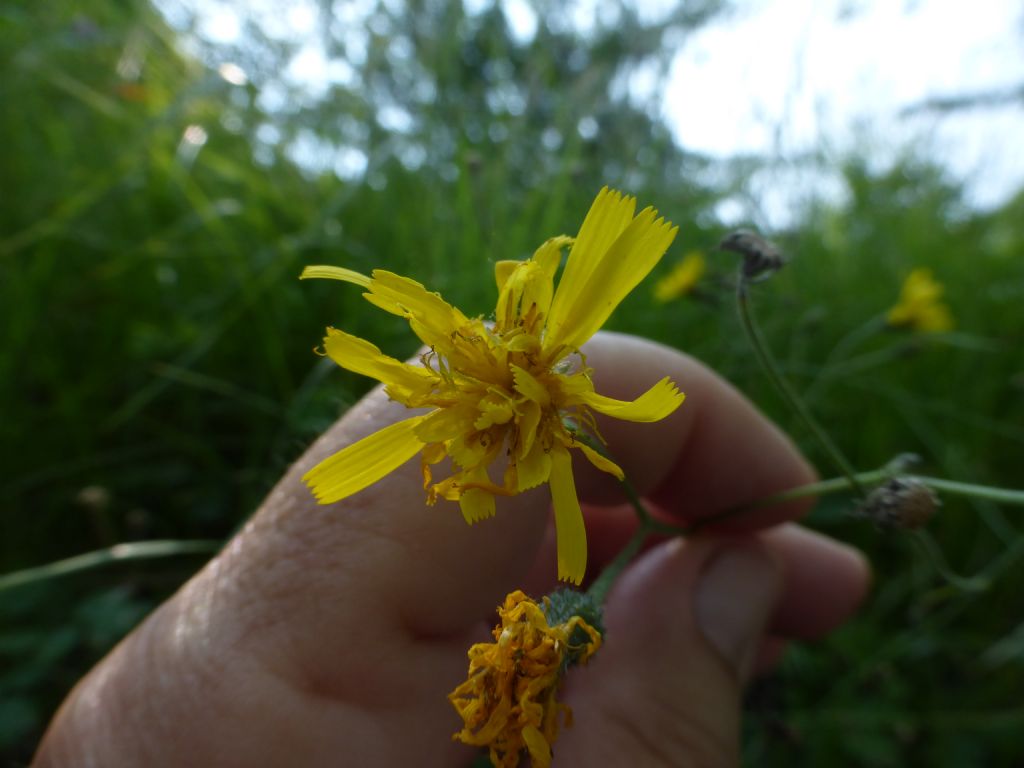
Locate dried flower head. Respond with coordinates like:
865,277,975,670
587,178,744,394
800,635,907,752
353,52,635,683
299,188,685,585
719,230,785,281
861,477,940,529
449,590,602,768
887,268,954,333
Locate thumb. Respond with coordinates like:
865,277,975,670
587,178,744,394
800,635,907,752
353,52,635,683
560,537,781,767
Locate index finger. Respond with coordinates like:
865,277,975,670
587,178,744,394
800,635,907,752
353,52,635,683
576,331,816,529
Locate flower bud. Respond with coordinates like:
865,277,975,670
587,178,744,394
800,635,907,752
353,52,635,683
861,477,939,529
719,230,785,281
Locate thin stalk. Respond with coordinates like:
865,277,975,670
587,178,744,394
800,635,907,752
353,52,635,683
746,471,1024,511
909,530,989,592
0,539,221,593
916,477,1024,506
741,469,893,511
569,428,650,524
736,280,868,499
570,430,657,602
587,524,648,604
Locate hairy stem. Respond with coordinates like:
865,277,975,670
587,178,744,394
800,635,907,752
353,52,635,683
736,279,868,499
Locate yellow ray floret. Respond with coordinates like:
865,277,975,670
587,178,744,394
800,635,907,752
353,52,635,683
300,187,685,585
579,376,685,422
304,415,427,504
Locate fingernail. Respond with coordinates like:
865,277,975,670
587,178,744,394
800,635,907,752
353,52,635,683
695,544,780,679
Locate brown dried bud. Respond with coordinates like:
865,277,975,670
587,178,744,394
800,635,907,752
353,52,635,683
860,477,939,529
719,230,786,281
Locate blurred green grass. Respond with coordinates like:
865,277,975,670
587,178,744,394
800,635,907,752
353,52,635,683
3,0,1024,764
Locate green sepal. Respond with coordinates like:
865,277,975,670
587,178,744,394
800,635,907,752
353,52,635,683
543,588,604,669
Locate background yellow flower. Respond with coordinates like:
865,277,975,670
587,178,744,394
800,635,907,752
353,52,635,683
653,250,706,302
887,268,954,333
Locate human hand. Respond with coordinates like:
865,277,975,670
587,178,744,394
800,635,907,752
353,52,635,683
36,332,869,767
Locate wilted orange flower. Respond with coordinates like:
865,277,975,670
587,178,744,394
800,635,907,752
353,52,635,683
449,590,602,768
887,268,953,333
300,188,684,584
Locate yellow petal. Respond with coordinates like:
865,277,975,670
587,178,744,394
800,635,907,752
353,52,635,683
511,364,551,406
454,465,499,523
547,188,636,343
515,440,554,491
459,487,497,524
414,404,475,444
511,235,571,326
494,240,567,334
575,440,624,480
300,265,371,286
420,442,447,490
474,397,514,430
494,259,523,292
356,270,470,351
302,415,427,503
446,432,493,471
581,376,685,422
902,268,944,302
546,206,678,353
533,234,573,274
521,725,553,768
516,400,543,460
504,331,540,354
549,445,586,585
322,327,434,393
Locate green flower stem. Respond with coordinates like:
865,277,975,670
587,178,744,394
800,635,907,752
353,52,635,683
745,471,1024,511
739,469,893,511
568,428,651,525
736,280,868,499
915,477,1024,506
0,539,221,593
909,530,990,592
613,470,651,525
586,523,648,604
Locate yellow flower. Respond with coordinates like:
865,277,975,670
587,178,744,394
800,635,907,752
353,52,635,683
448,590,602,768
652,250,706,303
300,187,684,584
887,268,954,333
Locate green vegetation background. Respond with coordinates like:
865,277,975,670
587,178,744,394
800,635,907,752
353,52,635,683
2,1,1023,764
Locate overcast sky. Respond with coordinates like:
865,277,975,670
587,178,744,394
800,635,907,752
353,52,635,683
169,0,1024,225
663,0,1024,220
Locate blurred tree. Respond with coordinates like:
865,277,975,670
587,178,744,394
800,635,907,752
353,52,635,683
152,0,730,299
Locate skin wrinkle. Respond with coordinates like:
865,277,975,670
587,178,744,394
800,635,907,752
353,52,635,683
592,691,735,768
227,538,412,706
